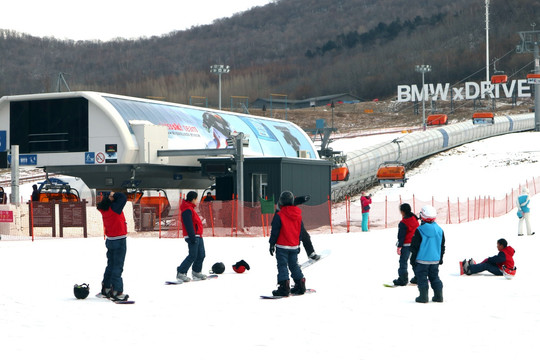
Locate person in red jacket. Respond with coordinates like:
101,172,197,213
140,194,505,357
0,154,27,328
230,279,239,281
360,191,372,232
393,203,420,286
176,191,207,282
462,239,516,277
97,191,129,301
269,190,306,297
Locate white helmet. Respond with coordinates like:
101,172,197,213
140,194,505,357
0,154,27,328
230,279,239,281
419,205,437,222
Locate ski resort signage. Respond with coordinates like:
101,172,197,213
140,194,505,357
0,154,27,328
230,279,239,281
397,79,531,102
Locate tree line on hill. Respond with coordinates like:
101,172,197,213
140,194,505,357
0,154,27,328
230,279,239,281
0,0,538,107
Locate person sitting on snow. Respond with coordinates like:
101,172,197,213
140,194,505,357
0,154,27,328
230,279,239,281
462,238,516,278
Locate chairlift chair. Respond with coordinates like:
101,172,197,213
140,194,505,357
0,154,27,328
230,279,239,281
472,112,494,125
376,162,407,188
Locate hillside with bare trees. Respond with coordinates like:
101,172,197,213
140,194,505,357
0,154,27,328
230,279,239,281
0,0,538,106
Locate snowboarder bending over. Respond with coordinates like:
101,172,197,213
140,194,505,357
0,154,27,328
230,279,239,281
410,205,445,303
269,191,306,296
393,203,419,286
177,191,207,282
462,238,516,278
97,191,129,301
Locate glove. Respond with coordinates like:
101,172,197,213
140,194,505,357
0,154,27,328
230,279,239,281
397,247,402,255
439,259,444,265
297,247,301,254
187,237,197,244
269,244,275,256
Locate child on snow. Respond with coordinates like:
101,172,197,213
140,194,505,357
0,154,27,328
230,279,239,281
410,205,445,303
269,190,306,296
393,203,420,286
461,238,516,278
517,187,534,236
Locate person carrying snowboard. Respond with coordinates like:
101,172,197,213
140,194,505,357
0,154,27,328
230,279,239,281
461,238,516,277
393,203,419,286
97,191,129,301
269,190,306,296
176,191,207,282
410,205,445,303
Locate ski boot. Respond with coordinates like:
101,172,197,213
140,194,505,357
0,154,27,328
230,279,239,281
111,291,129,301
432,288,443,303
272,280,290,297
291,278,306,295
176,272,191,282
415,287,429,303
192,271,207,280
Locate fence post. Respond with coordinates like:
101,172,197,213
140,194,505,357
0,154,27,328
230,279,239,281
158,193,162,238
447,197,451,224
30,201,34,242
467,197,470,222
385,196,388,229
457,198,461,223
230,194,235,237
327,196,333,234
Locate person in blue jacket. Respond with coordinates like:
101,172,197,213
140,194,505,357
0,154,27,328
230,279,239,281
517,187,534,236
410,205,445,303
269,190,306,297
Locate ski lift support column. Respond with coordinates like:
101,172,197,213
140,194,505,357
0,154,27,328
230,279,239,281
157,132,248,229
517,29,540,131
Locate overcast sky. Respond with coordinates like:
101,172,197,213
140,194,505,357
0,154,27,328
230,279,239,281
0,0,274,41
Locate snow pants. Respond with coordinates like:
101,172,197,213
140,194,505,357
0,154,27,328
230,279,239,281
275,247,304,283
468,262,503,276
103,238,127,293
518,212,532,235
398,246,411,280
178,237,206,274
414,263,443,292
362,212,369,232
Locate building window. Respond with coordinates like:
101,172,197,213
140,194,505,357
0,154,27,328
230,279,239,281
10,98,89,153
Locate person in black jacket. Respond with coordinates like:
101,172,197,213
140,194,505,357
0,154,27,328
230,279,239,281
0,187,7,204
31,184,40,202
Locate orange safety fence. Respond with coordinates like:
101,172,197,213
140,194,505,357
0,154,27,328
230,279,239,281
156,176,539,237
159,198,333,238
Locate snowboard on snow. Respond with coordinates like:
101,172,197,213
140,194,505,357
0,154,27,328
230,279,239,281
260,288,316,299
300,249,331,270
383,283,417,288
165,274,218,285
95,293,135,304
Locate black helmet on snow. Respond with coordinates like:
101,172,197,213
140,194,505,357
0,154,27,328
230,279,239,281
74,283,90,299
211,262,226,274
278,191,294,207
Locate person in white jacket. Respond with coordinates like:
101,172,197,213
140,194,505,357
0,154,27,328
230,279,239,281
517,187,534,236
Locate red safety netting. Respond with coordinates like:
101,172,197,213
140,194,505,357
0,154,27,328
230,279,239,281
152,176,539,238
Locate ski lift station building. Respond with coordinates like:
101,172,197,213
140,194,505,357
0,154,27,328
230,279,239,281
0,92,331,204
